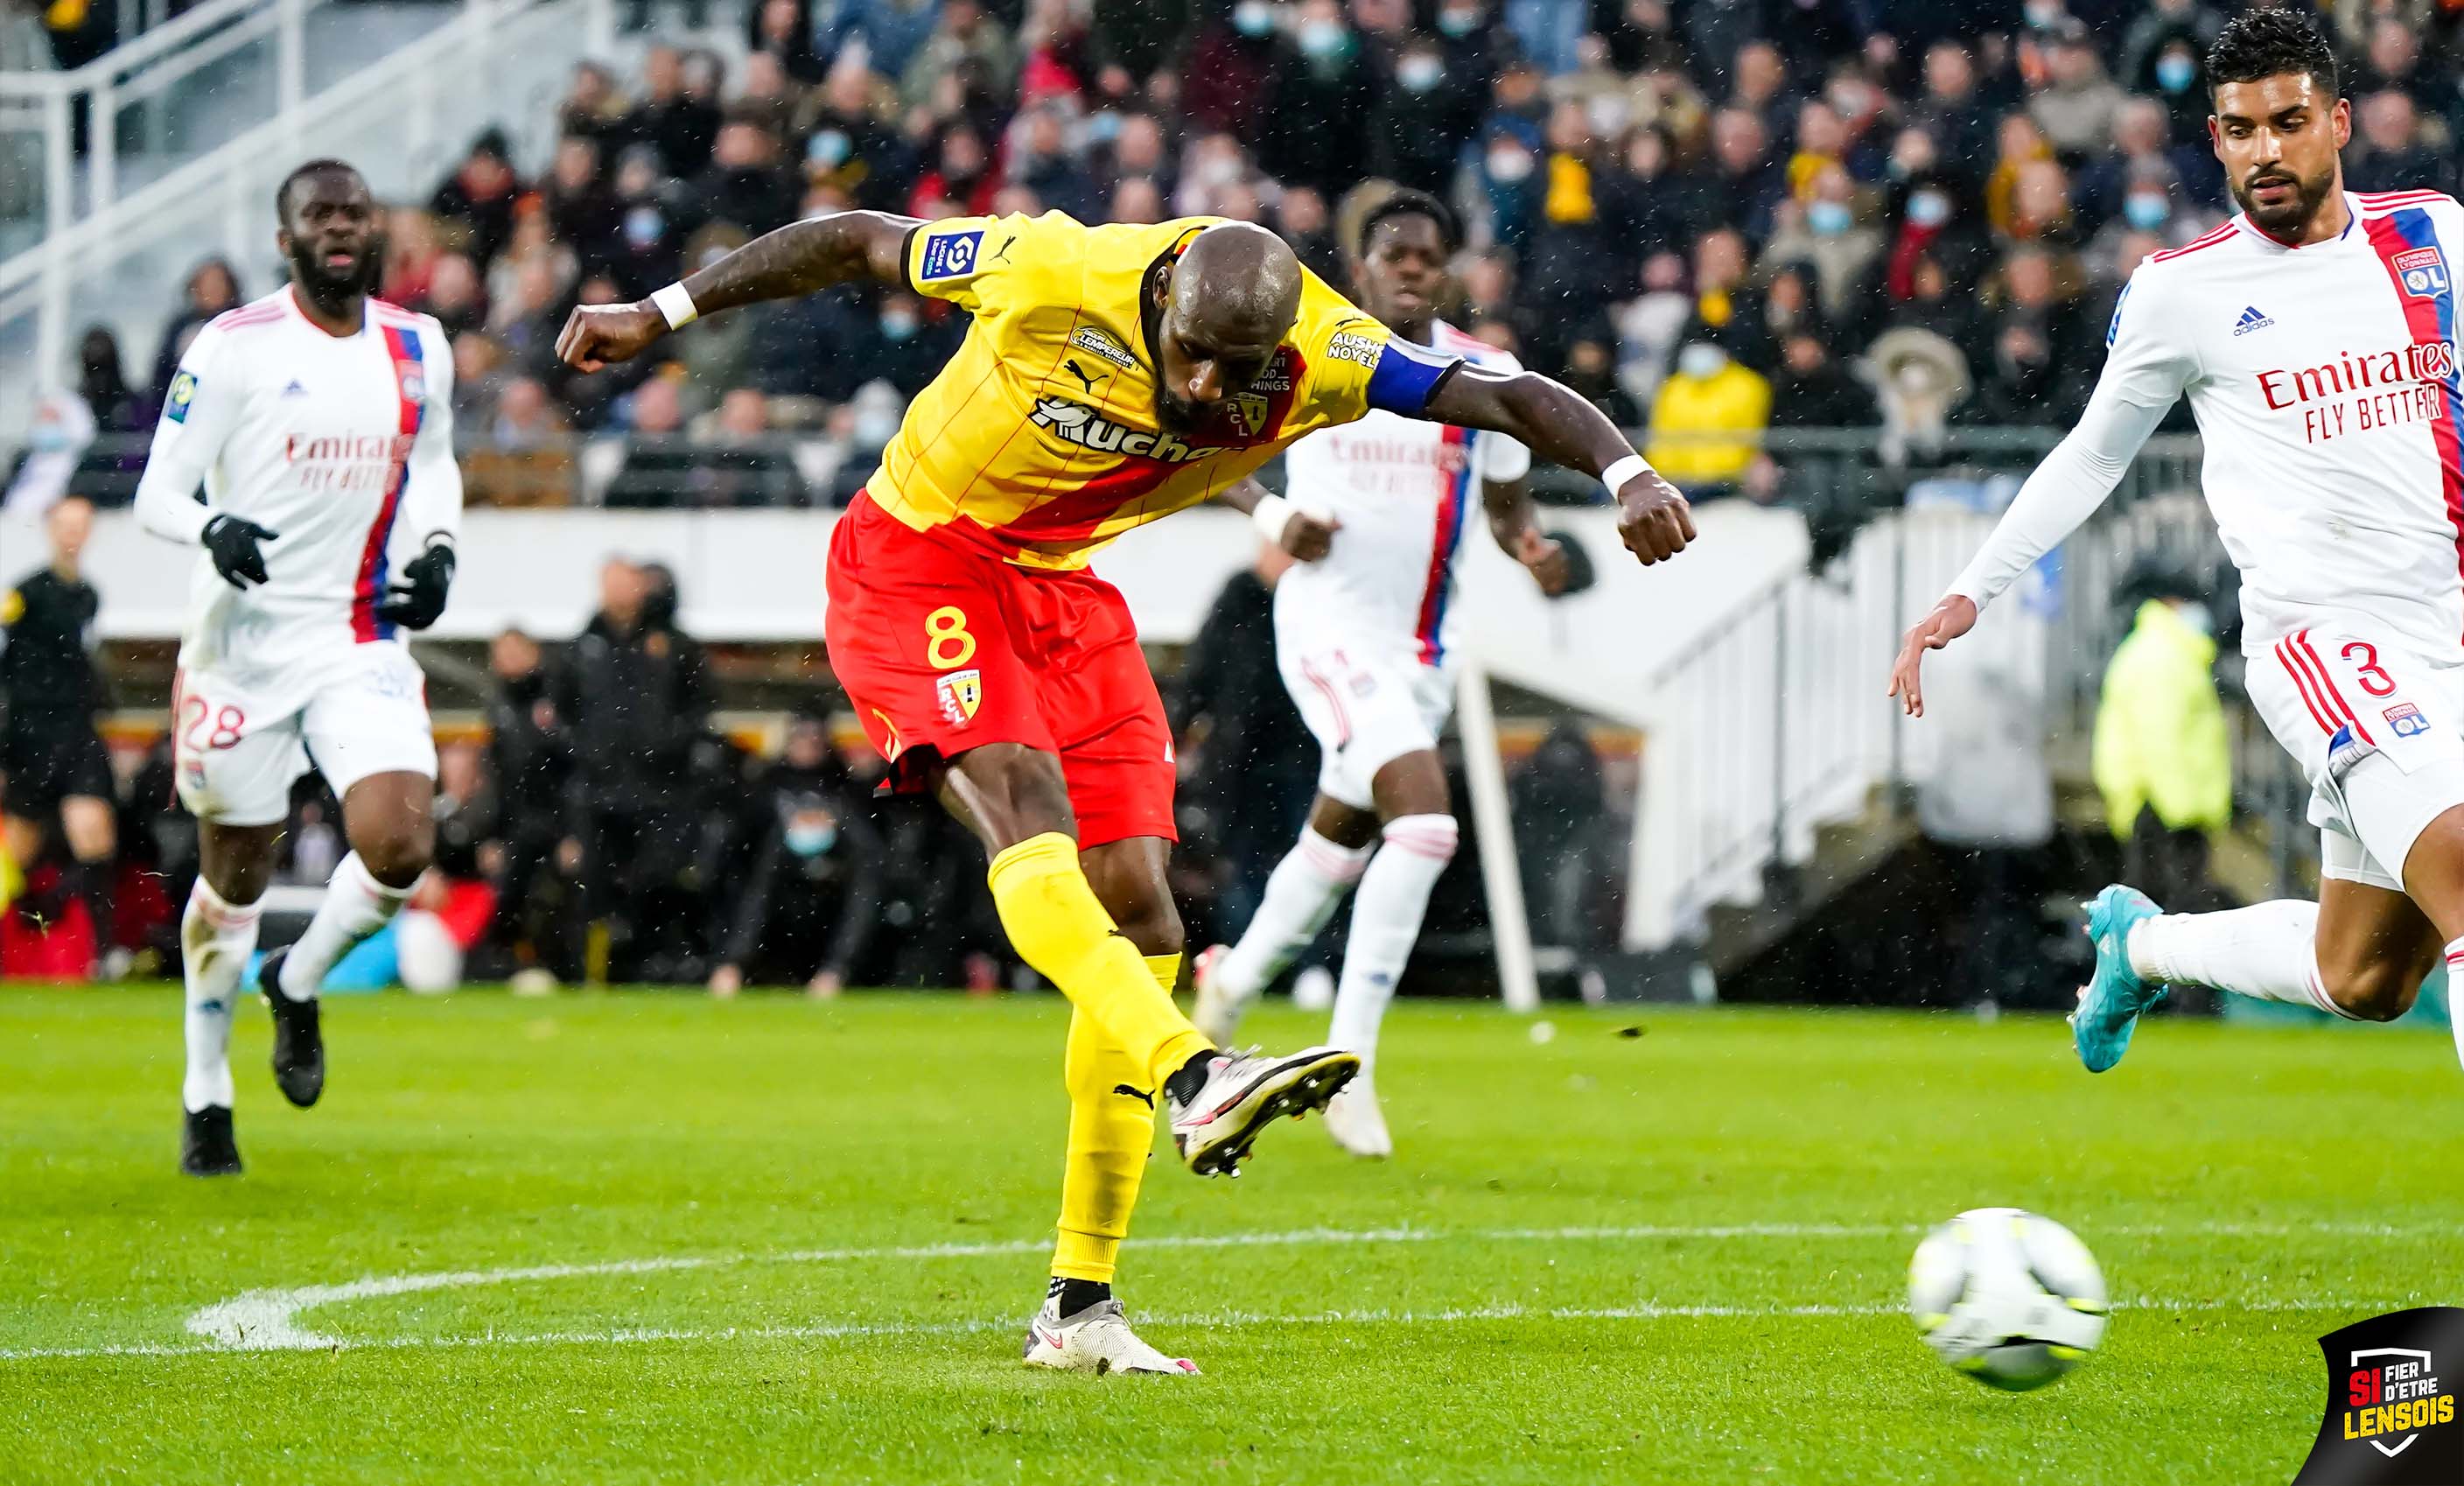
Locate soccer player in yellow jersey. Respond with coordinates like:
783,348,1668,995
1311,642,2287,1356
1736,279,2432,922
558,208,1694,1374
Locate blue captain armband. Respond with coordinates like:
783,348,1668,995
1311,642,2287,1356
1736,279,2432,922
1360,334,1462,417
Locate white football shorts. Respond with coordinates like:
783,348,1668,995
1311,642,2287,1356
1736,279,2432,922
1278,636,1452,811
172,641,437,826
2247,624,2464,894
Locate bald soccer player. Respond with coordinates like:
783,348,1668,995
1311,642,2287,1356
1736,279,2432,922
559,209,1694,1375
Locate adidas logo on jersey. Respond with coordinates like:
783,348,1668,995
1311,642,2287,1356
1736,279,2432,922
2233,305,2274,336
280,380,308,396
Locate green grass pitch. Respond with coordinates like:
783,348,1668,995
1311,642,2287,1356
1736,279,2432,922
4,987,2456,1484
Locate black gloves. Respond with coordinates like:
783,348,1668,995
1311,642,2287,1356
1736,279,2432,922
200,515,277,589
377,541,457,630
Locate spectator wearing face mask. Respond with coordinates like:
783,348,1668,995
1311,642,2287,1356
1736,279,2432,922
1473,125,1544,252
1644,333,1771,500
707,721,884,999
2119,0,2223,120
2143,36,2208,142
1759,165,1884,336
1886,172,1989,305
1180,0,1283,141
607,145,685,299
1373,38,1476,197
1259,0,1376,202
1430,0,1508,93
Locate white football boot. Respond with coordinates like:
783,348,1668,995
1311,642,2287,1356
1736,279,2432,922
1322,1074,1392,1159
1167,1044,1359,1176
1022,1296,1199,1376
1188,944,1250,1046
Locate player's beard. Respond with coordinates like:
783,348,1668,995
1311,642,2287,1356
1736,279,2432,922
287,233,382,314
1152,385,1203,433
2233,160,2335,238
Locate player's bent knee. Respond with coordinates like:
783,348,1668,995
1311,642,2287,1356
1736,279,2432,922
1110,897,1185,959
1381,813,1459,863
2319,957,2421,1022
355,822,435,889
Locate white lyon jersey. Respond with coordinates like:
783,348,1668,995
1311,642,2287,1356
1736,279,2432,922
1948,190,2464,890
132,286,461,823
1273,320,1530,807
1950,190,2464,655
135,287,461,672
1277,320,1531,665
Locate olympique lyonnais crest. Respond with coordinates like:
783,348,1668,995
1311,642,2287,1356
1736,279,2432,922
2394,247,2450,301
935,669,982,726
2292,1307,2464,1484
399,365,426,404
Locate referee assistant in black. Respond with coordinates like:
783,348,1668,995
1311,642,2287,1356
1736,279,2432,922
2,497,119,966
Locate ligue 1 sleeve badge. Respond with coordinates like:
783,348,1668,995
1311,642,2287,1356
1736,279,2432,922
2292,1308,2464,1484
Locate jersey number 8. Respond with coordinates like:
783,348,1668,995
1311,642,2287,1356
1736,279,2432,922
925,606,976,670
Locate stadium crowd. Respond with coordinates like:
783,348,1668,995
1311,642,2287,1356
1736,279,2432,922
0,0,2435,988
21,0,2464,515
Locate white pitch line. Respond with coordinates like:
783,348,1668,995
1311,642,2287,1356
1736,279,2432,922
0,1216,2440,1362
4,1293,2435,1364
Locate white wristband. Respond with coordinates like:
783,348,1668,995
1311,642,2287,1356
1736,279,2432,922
1251,492,1297,545
650,283,698,329
1601,453,1649,498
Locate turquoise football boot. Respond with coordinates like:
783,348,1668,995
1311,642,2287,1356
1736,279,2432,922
2070,886,2167,1073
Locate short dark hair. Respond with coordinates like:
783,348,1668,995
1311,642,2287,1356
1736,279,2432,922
1354,187,1459,260
275,158,363,221
2206,8,2339,100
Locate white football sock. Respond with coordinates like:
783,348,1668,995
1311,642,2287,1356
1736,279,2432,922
1211,827,1375,1002
278,852,412,1001
180,878,261,1112
1330,815,1458,1074
2125,899,2356,1017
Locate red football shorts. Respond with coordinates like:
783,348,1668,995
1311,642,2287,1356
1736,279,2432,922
825,492,1177,849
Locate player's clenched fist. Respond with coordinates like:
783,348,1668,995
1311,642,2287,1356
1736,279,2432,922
1614,468,1694,564
556,302,668,372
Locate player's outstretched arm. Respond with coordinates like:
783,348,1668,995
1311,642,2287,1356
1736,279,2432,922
1212,475,1338,561
555,211,922,371
1424,364,1692,565
1893,258,2194,718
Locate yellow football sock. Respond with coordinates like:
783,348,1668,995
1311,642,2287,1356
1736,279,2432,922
988,833,1213,1086
1052,952,1180,1284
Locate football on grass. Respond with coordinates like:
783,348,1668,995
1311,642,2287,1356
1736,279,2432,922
1908,1207,2109,1391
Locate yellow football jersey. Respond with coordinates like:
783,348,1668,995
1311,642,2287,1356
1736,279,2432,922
868,212,1463,570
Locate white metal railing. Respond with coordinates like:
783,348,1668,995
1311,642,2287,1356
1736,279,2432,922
0,0,610,433
0,0,325,237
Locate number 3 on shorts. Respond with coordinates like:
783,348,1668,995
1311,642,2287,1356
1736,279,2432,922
925,605,976,670
2342,641,2398,698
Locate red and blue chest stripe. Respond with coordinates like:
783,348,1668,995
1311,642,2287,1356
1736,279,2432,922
2363,205,2464,629
1413,424,1477,665
353,321,426,642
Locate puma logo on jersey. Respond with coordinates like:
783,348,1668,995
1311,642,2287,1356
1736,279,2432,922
1062,358,1104,394
1111,1083,1157,1107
